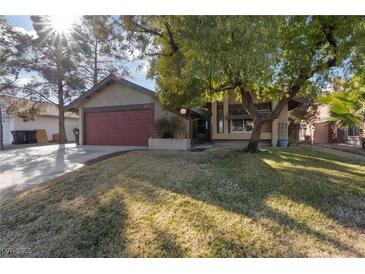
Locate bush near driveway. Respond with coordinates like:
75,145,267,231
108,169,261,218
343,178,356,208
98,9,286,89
0,147,364,257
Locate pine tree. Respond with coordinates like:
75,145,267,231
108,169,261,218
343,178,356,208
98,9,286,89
29,16,85,144
0,16,32,150
73,16,130,88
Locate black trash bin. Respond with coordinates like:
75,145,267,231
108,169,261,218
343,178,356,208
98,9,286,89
11,130,26,144
73,128,80,145
11,130,37,144
25,130,37,143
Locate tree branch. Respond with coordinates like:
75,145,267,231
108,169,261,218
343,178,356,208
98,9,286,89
22,87,58,106
239,86,262,123
163,21,179,54
126,17,163,37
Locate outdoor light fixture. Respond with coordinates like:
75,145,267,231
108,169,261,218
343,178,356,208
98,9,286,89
180,108,187,115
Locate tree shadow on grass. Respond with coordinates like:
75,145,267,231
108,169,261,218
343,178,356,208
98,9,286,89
122,148,365,257
277,150,365,178
151,228,185,258
63,197,127,257
0,176,128,257
1,148,364,257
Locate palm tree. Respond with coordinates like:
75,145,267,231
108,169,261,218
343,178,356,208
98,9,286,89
318,78,365,148
319,89,365,127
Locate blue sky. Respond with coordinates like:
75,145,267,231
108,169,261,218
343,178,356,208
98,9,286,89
5,15,156,91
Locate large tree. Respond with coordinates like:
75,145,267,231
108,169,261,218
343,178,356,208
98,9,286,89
72,16,130,88
123,16,365,152
0,16,32,150
29,16,85,143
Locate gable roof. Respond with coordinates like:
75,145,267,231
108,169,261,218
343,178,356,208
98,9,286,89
66,73,157,110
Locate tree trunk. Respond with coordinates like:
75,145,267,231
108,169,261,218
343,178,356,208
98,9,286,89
93,41,98,86
239,83,303,153
239,88,264,153
56,47,67,144
244,120,263,153
0,106,4,150
58,81,67,144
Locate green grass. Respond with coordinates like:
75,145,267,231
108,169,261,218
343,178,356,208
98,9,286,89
1,147,364,257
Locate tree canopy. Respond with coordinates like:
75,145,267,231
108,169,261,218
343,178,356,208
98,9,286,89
123,15,365,151
0,16,32,94
72,16,130,88
0,16,34,150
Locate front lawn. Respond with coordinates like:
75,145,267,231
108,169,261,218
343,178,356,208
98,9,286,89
1,147,364,257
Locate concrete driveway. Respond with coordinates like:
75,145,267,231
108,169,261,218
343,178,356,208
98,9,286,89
0,144,145,198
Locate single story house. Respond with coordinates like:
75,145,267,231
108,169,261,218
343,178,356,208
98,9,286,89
68,73,302,147
67,74,191,146
0,96,79,145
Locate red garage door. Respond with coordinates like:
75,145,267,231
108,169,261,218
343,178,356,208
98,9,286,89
84,109,153,146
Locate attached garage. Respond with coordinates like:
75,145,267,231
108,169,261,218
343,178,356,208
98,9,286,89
84,105,153,146
67,74,191,146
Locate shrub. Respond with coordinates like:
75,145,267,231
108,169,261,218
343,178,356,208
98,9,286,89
153,116,187,138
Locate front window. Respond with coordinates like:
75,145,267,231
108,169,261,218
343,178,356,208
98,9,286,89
348,126,360,136
217,102,224,133
231,119,253,132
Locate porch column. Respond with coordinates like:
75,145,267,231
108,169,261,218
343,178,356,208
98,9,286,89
271,101,278,147
223,92,229,133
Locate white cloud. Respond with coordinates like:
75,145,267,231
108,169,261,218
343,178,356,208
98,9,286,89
13,27,37,38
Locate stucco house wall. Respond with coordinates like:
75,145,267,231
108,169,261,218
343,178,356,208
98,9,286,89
76,81,190,145
1,97,79,144
13,115,78,142
211,90,289,145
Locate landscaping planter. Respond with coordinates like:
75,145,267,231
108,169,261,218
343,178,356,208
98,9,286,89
148,138,192,150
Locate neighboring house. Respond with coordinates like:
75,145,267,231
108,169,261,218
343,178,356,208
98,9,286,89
0,96,79,145
68,73,302,147
298,104,364,145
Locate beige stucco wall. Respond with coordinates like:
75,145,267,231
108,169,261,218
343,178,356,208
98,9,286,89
80,82,155,109
77,82,190,144
316,105,331,123
271,101,288,146
211,91,274,141
13,115,78,141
